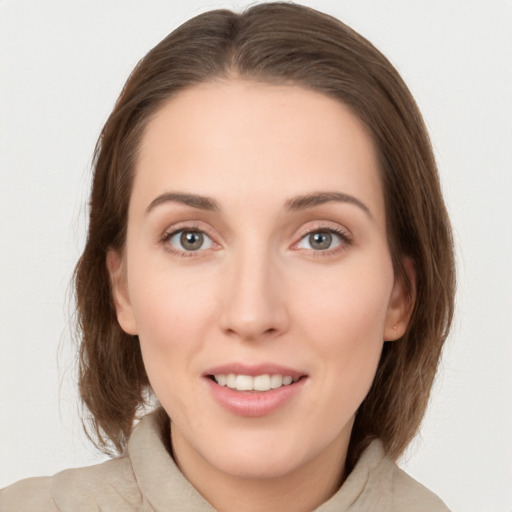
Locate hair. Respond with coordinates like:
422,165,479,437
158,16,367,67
75,2,455,470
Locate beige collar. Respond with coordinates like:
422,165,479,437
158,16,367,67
128,408,394,512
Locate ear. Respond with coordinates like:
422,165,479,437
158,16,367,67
106,249,138,335
383,257,416,341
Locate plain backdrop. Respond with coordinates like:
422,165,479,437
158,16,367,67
1,1,511,510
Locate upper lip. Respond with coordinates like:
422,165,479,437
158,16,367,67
203,362,307,379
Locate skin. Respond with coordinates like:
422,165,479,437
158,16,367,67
108,79,413,512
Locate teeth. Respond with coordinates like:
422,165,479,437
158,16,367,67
270,374,283,389
213,373,298,391
253,375,270,391
226,373,236,388
235,375,253,391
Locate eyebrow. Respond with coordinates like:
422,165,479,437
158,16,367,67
286,192,372,217
145,192,220,214
145,190,371,217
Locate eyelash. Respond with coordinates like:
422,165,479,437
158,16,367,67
160,223,352,257
293,225,352,256
160,223,216,258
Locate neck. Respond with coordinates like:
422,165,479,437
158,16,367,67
171,426,349,512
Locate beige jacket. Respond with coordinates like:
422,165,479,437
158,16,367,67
0,409,450,511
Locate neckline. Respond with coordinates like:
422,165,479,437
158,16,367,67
127,408,391,512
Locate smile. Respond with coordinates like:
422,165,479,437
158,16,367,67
204,364,308,416
213,374,300,391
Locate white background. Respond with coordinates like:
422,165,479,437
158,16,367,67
1,1,511,510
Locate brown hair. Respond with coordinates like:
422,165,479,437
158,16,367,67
75,2,455,467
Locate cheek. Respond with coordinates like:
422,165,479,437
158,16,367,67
292,257,393,404
129,243,215,333
127,260,217,390
296,256,394,345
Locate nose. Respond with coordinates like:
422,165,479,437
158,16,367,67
218,247,290,341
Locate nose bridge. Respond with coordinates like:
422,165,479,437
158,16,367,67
219,240,288,340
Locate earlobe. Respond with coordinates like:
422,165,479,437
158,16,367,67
384,257,416,341
106,249,138,335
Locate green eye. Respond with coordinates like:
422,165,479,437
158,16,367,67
297,230,344,251
168,230,213,252
308,232,333,250
180,231,204,251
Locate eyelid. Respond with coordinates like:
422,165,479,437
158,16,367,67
158,219,352,256
160,219,217,239
291,221,352,253
160,221,221,256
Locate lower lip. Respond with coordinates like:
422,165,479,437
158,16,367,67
205,377,307,417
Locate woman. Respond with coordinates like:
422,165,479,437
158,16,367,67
1,2,455,511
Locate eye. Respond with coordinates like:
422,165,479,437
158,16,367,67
296,229,346,251
165,229,214,253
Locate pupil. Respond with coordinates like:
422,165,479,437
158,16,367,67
310,232,332,250
181,231,203,250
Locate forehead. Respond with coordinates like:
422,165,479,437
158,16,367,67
133,79,384,222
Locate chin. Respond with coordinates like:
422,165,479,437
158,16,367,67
209,447,306,480
195,425,332,480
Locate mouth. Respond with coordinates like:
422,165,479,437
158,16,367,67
208,373,305,392
203,365,308,416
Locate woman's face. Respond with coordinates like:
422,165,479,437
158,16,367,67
109,80,410,482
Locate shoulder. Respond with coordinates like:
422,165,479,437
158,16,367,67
390,467,451,511
338,440,451,512
388,462,451,512
0,457,141,512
